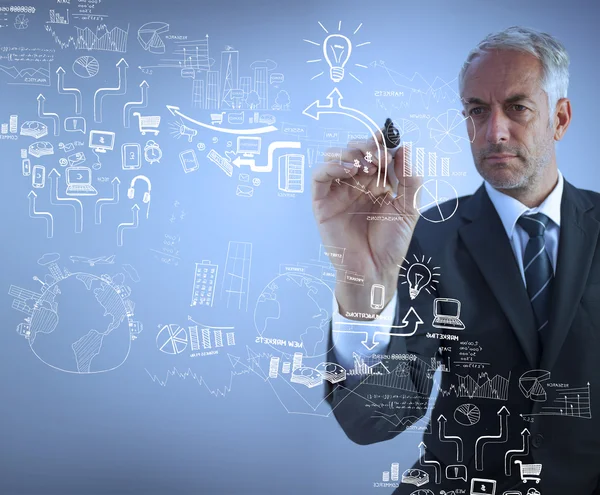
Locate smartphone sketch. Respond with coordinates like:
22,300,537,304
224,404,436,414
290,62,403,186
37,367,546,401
22,158,31,176
370,283,385,310
179,149,199,174
32,165,45,188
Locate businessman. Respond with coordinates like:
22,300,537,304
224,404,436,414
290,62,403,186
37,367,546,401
312,26,600,494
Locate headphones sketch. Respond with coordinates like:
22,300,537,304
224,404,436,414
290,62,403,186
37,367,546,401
127,175,152,218
128,175,151,203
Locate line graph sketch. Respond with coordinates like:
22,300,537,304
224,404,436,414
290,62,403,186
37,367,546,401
45,24,129,52
0,62,51,86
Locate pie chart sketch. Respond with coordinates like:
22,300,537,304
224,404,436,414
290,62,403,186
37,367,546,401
427,109,474,154
414,179,459,223
454,403,481,426
138,22,170,54
519,369,550,402
72,56,100,78
156,324,188,354
396,118,421,145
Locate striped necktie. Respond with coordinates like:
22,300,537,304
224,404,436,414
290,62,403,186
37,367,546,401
517,213,554,333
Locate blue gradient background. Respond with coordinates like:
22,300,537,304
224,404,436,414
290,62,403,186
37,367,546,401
0,0,598,494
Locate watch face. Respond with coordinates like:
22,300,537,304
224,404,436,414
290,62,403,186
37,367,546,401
145,146,162,163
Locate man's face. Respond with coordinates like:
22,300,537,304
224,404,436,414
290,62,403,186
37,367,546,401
461,49,556,190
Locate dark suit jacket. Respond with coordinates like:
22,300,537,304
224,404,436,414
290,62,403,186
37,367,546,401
325,179,600,494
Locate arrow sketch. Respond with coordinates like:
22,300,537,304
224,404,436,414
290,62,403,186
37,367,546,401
37,94,60,136
303,87,393,189
475,405,510,471
56,67,82,115
28,191,54,238
123,80,149,128
94,58,129,123
504,428,530,476
332,306,424,350
166,105,278,134
117,204,140,247
231,141,301,173
95,177,121,224
438,414,463,462
418,441,441,484
48,169,83,233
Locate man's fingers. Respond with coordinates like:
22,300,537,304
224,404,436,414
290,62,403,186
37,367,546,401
312,159,358,201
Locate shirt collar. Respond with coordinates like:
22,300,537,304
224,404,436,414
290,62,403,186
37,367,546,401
484,169,563,238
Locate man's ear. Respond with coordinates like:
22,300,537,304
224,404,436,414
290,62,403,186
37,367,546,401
553,97,572,141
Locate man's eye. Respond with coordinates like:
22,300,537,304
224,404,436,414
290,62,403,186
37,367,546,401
469,107,484,115
511,104,527,111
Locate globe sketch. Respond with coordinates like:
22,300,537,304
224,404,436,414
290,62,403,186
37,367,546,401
27,272,133,373
254,273,333,358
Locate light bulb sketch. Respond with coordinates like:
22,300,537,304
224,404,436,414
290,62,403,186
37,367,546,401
323,34,351,82
303,21,370,84
399,254,441,299
406,263,432,300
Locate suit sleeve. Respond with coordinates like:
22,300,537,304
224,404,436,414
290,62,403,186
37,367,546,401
324,234,441,445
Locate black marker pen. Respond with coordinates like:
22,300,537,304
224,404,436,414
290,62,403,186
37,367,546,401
382,117,401,192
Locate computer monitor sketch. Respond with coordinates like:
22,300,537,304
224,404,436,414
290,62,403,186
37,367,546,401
89,130,115,153
470,478,496,495
236,136,261,157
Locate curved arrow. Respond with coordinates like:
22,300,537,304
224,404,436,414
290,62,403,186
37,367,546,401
504,428,530,476
475,406,510,471
56,67,82,115
94,58,128,123
231,141,301,173
123,80,149,128
95,177,121,224
48,168,83,233
303,87,392,188
418,442,441,484
28,191,54,238
117,204,140,247
166,105,277,134
37,94,60,136
438,414,464,462
332,306,424,350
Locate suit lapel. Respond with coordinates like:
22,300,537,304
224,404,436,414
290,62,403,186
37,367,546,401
458,185,540,368
540,180,599,370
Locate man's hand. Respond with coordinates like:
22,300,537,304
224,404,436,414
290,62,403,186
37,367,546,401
311,131,423,316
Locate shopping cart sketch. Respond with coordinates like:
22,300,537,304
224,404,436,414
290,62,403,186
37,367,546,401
211,112,225,125
514,459,542,484
133,112,161,135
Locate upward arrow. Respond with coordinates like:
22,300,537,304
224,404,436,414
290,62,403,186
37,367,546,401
37,93,60,136
28,190,54,238
56,66,82,115
94,58,129,123
123,80,149,127
48,168,83,233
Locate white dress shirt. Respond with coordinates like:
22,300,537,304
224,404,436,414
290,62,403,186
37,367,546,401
331,170,564,372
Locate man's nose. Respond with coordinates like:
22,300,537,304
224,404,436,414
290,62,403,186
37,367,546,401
485,109,510,144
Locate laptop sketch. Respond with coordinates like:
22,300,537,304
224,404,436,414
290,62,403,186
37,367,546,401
66,167,98,196
432,297,465,330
